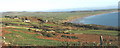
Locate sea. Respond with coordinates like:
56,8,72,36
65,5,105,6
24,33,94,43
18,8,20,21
71,12,119,27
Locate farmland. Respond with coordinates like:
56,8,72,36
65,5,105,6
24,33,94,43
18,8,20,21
1,9,119,46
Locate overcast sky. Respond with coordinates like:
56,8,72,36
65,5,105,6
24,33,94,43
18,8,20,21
0,0,119,11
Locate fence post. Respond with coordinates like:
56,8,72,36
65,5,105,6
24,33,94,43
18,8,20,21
100,36,103,46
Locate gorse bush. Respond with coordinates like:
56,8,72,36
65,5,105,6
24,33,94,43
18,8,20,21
46,33,55,37
61,35,78,39
41,32,55,37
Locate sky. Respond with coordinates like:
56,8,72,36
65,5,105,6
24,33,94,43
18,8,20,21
0,0,119,12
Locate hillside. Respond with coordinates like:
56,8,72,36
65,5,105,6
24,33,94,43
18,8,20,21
1,9,119,46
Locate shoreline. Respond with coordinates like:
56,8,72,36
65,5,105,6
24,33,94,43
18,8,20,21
65,11,118,23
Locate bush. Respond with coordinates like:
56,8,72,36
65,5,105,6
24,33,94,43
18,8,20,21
70,36,78,39
5,16,11,18
41,32,55,37
61,35,78,39
46,33,54,37
4,23,9,26
41,32,48,36
61,35,67,38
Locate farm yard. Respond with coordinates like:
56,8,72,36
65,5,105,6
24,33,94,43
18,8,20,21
1,10,119,46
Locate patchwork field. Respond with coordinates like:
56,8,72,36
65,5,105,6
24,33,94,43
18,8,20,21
1,10,119,46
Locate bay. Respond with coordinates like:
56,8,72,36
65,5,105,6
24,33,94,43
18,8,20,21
71,12,118,27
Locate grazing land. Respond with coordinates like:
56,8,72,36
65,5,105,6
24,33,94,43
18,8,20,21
1,9,119,46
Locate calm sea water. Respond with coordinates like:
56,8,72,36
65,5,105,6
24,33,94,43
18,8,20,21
71,12,118,27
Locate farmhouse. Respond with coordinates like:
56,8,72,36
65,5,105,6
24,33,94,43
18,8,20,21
24,20,30,23
45,20,48,23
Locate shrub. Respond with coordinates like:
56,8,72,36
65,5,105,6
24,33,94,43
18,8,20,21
46,33,54,37
70,36,78,39
41,32,48,36
41,32,55,37
61,35,67,38
61,35,78,39
5,16,11,18
4,23,9,26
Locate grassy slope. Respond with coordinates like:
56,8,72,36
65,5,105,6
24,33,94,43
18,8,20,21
3,10,116,22
3,25,118,46
3,26,118,46
2,9,118,46
4,28,63,46
69,30,118,36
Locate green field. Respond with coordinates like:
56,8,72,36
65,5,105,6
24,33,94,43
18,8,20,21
3,10,116,23
1,9,119,46
69,30,118,36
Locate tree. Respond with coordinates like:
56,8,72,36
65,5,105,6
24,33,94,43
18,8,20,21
5,16,10,18
14,16,18,18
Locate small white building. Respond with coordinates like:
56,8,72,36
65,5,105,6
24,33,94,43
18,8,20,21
13,17,19,19
24,20,30,23
45,20,48,23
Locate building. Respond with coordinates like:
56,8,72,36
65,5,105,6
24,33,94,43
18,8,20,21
13,17,19,19
24,20,30,23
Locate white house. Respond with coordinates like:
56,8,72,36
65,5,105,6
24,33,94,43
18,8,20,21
24,20,30,23
13,17,19,19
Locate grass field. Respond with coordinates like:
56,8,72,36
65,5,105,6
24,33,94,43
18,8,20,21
3,10,116,23
69,30,118,36
1,9,119,46
3,28,62,46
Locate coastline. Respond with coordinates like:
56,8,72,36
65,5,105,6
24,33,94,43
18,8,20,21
64,11,118,23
